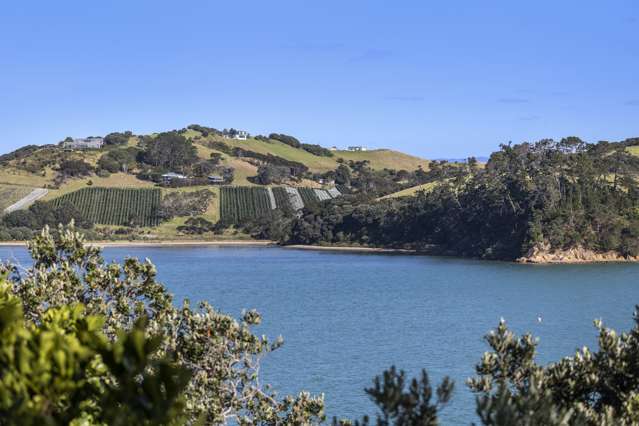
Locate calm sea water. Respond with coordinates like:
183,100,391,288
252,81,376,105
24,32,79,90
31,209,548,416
1,245,638,424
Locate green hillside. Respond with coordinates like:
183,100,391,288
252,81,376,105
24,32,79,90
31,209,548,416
186,132,428,174
379,182,438,199
0,125,432,240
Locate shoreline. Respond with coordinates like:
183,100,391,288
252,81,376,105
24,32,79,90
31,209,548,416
283,244,418,254
0,240,275,248
1,240,637,264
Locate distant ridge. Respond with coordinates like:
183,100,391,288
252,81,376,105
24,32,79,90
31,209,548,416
432,156,489,163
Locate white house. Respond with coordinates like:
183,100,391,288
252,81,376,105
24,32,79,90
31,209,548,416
234,130,249,140
63,137,104,150
330,146,338,151
161,172,187,183
347,146,367,152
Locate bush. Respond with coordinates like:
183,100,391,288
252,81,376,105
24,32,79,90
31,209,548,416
0,225,325,424
254,165,293,184
98,146,140,173
158,190,214,219
0,277,189,424
300,143,334,157
269,133,302,148
2,201,93,230
139,132,198,170
59,159,93,177
176,217,215,234
103,131,133,145
0,229,12,240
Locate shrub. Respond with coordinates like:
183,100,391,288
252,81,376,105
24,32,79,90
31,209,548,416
0,277,189,424
177,217,215,234
103,131,133,145
138,132,198,171
269,133,302,148
59,159,93,177
158,190,214,219
0,225,325,424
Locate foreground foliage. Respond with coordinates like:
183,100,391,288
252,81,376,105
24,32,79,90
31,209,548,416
1,224,324,424
0,278,189,425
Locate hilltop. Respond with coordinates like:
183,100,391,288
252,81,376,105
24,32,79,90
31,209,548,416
0,126,428,189
0,125,431,240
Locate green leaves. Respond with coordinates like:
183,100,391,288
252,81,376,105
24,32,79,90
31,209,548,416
3,223,326,424
469,310,639,425
0,277,190,425
338,367,453,426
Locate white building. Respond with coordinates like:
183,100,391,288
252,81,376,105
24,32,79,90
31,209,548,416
222,130,249,140
233,130,249,140
161,172,187,183
330,146,338,151
63,137,104,150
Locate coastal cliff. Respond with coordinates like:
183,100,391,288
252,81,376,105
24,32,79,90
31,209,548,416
517,242,638,264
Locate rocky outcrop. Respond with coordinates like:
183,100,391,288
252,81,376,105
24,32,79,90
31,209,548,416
517,242,639,264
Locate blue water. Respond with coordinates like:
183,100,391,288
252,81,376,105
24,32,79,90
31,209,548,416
1,245,638,424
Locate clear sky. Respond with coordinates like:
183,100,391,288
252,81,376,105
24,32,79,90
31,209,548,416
1,1,637,158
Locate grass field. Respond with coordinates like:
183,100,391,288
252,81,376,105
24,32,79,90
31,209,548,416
51,187,162,226
335,149,429,171
190,132,429,173
627,146,639,156
379,181,439,199
0,184,34,211
0,168,53,187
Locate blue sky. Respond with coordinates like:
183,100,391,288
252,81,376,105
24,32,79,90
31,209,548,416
1,1,637,158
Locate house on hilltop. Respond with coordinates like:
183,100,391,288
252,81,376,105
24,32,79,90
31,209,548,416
223,129,249,140
62,136,104,150
234,130,249,140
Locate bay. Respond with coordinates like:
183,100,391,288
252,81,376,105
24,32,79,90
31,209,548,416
1,245,637,424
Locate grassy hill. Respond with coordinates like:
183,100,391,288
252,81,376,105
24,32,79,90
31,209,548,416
379,182,439,199
0,126,431,239
185,130,429,176
0,184,35,211
333,149,429,171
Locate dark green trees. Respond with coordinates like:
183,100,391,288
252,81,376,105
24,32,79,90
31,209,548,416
139,132,198,171
281,138,639,260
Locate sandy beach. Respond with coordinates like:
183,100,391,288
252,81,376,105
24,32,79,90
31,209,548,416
283,244,417,254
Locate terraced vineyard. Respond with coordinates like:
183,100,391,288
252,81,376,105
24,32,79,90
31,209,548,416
272,187,292,210
297,187,319,207
221,186,342,223
51,187,161,226
220,187,272,223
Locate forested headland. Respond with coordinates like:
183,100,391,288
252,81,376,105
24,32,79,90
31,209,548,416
242,137,639,262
